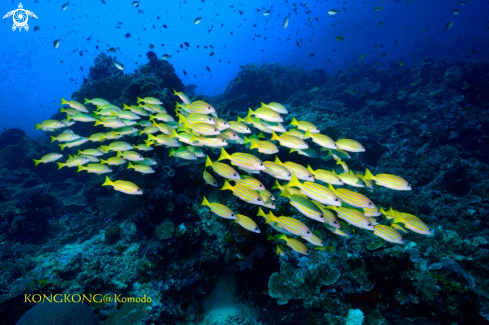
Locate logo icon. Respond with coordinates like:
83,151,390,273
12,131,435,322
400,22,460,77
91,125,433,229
3,3,38,32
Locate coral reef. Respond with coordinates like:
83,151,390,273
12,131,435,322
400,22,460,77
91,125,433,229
1,56,489,324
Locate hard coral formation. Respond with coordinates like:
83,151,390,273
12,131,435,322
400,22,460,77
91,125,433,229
2,57,489,324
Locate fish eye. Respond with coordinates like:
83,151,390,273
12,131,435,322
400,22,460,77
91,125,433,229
368,223,372,226
258,198,261,201
334,198,339,201
234,173,237,176
288,173,291,177
260,163,263,166
333,220,338,224
306,231,311,234
231,213,234,217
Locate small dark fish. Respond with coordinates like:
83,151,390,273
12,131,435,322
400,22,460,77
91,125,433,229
101,0,106,4
240,65,245,69
149,44,154,49
204,46,208,49
125,33,131,38
183,70,187,76
381,52,387,58
34,26,40,32
239,10,243,15
163,24,168,28
196,45,200,48
180,44,183,48
206,67,210,72
309,53,314,57
210,52,214,56
184,42,190,47
87,35,91,41
79,51,83,56
210,45,214,49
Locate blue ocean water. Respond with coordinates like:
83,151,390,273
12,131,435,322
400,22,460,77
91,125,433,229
1,1,489,325
1,0,487,134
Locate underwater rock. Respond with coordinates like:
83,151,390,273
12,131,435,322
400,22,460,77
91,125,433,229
104,225,121,243
16,301,100,325
0,128,26,151
154,220,175,240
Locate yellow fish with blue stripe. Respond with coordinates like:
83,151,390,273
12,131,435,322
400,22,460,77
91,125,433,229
290,118,319,133
278,234,309,255
287,174,340,206
307,165,343,185
259,209,313,237
235,214,260,233
201,196,236,219
271,131,308,150
280,188,325,222
275,157,314,181
373,225,404,244
102,176,142,195
247,107,283,122
218,148,265,171
205,156,240,180
221,180,264,206
364,168,411,191
326,206,374,230
328,184,376,209
335,139,365,152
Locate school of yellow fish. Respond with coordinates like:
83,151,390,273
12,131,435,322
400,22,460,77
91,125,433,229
34,91,431,256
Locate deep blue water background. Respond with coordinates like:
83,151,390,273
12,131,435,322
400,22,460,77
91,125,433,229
0,0,487,135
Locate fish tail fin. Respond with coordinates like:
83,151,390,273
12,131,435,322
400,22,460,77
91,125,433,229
190,134,199,142
33,159,40,166
123,103,130,110
257,131,265,139
102,176,113,187
170,129,179,138
178,114,186,124
379,207,388,216
128,162,135,169
237,116,245,123
221,179,234,191
35,123,41,130
218,147,231,161
249,140,258,150
116,150,122,158
246,107,254,119
65,115,72,122
100,159,107,164
364,168,375,180
147,133,156,141
270,130,280,141
278,234,288,242
307,165,315,174
327,183,337,194
94,119,102,126
257,207,268,219
169,148,176,157
59,143,66,151
287,173,301,188
243,137,251,144
57,162,65,169
201,196,211,207
289,149,297,154
244,116,253,123
173,89,178,96
50,136,56,143
290,117,299,126
267,234,274,241
304,129,313,138
59,107,66,113
77,149,82,155
84,98,91,104
77,165,85,172
137,97,143,103
205,156,213,168
393,211,404,224
271,180,283,191
260,102,267,108
279,187,291,198
149,115,155,121
101,145,110,152
274,156,283,165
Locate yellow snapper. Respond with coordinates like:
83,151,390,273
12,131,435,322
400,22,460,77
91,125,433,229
201,196,237,219
304,130,337,149
169,147,197,160
205,156,240,180
221,180,264,206
229,121,251,134
57,156,90,169
373,225,404,244
59,137,89,151
120,151,144,161
336,171,365,188
263,161,292,180
147,133,180,147
326,206,374,230
137,97,162,105
271,131,308,149
218,148,265,171
150,113,174,122
33,153,64,166
173,90,191,105
77,163,112,174
235,214,260,233
102,176,142,195
245,137,279,154
100,156,126,166
179,113,215,125
35,120,66,131
313,201,341,228
233,175,265,190
307,165,343,185
280,188,325,222
203,170,218,187
189,134,228,147
393,211,431,235
260,209,313,237
214,118,231,131
335,139,365,152
78,149,103,157
275,157,314,182
247,107,283,122
61,98,89,113
127,162,155,174
261,102,288,114
364,168,411,191
50,133,81,143
84,98,110,107
279,234,309,255
287,174,340,206
329,184,376,209
182,122,220,136
290,118,319,133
